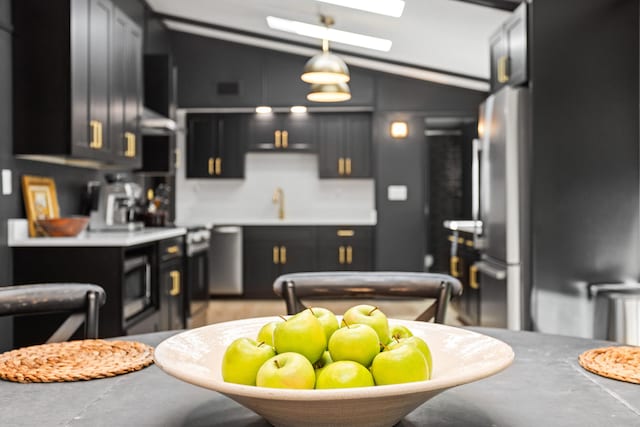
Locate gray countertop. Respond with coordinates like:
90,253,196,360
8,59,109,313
1,328,638,426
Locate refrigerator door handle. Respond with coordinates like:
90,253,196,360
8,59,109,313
475,261,506,280
471,137,482,224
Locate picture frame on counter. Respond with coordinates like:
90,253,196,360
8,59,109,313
21,175,60,237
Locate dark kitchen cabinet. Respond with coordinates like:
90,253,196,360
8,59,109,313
243,226,316,298
13,0,142,165
157,237,185,330
446,230,480,326
249,113,317,152
318,113,372,178
490,2,528,92
139,55,178,175
111,7,142,167
186,113,246,178
316,226,374,271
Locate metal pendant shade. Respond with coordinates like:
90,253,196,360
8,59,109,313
301,50,350,84
306,82,352,102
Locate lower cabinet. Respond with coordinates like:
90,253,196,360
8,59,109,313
447,230,480,326
242,225,374,298
157,237,185,330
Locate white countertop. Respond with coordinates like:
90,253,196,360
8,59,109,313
176,217,377,228
8,219,186,247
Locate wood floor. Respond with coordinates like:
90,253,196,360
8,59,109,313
205,298,462,326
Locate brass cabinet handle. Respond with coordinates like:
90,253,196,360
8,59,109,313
124,132,135,157
274,130,282,148
166,245,179,254
89,120,100,149
447,235,455,242
338,157,345,176
169,270,181,296
337,229,355,237
345,158,352,176
208,157,214,175
339,246,345,264
273,246,279,264
130,133,136,157
470,264,479,289
282,130,289,148
215,157,222,175
450,255,460,278
465,240,474,247
346,246,353,264
497,55,509,83
458,237,464,244
280,246,287,264
97,121,103,149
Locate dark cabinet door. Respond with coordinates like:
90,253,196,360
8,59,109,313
318,113,372,178
86,0,112,160
186,113,246,178
249,113,316,152
505,2,527,87
111,8,142,167
159,259,184,330
278,228,316,275
243,228,282,298
315,227,373,271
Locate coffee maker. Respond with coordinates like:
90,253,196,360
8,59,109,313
89,174,145,231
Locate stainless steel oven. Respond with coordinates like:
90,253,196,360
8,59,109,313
122,254,152,321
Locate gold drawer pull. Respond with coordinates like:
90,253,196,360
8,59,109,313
346,246,352,264
166,245,179,254
450,256,460,278
215,157,222,175
273,246,279,264
89,120,100,149
280,246,287,264
337,229,355,237
345,158,352,176
208,157,214,175
338,157,345,176
498,55,509,83
274,130,282,148
169,271,181,296
282,130,288,148
339,246,345,264
470,265,479,289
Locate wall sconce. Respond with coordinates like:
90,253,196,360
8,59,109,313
390,121,408,138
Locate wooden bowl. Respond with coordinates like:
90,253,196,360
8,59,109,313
35,217,90,237
154,317,514,427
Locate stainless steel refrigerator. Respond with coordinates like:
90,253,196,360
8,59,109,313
473,86,530,330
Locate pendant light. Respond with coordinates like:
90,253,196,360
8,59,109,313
300,16,350,85
307,82,352,102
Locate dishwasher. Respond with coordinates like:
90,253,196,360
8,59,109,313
209,226,243,295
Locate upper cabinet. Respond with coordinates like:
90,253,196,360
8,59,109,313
248,113,317,152
186,113,247,178
13,0,142,167
318,113,372,178
490,2,528,92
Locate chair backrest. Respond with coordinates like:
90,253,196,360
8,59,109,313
273,272,463,323
0,283,107,343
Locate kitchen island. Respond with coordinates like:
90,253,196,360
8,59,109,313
1,327,637,426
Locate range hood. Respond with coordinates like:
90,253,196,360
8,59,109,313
141,107,177,135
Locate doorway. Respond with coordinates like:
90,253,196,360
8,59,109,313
424,117,477,273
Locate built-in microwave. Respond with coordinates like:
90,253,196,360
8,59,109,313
122,254,152,321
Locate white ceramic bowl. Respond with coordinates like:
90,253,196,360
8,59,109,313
154,317,514,427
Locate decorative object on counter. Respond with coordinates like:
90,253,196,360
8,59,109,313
21,175,60,237
143,183,171,227
89,174,145,232
578,346,640,384
34,217,90,237
0,340,154,383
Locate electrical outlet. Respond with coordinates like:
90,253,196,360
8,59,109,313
2,169,12,195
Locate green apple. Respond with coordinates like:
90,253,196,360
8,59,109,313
328,323,380,367
256,352,316,389
313,350,333,387
221,337,276,386
389,336,433,379
370,343,428,385
342,304,391,345
273,309,327,364
308,307,339,342
315,360,374,389
389,324,413,340
257,320,281,347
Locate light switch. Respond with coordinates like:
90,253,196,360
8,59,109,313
387,185,407,201
1,169,11,195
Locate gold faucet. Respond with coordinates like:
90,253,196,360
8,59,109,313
272,187,285,220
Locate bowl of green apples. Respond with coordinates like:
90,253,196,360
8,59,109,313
154,305,514,427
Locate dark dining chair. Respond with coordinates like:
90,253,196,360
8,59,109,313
273,272,463,323
0,283,106,343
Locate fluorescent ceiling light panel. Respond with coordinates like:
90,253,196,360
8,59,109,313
266,16,392,52
315,0,405,18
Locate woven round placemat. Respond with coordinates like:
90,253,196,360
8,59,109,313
578,346,640,384
0,339,154,383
